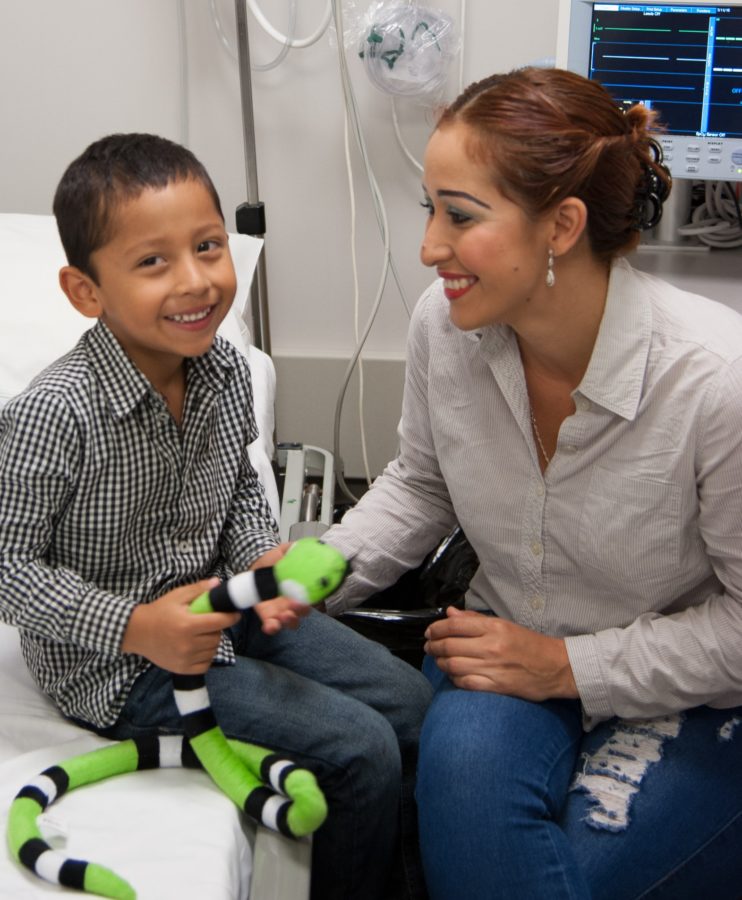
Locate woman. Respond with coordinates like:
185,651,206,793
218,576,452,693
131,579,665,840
323,67,742,898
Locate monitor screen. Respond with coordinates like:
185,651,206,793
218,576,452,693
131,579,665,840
557,1,742,180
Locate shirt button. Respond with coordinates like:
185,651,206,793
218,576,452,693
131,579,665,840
536,484,545,497
176,540,192,553
564,444,577,454
576,397,590,412
531,541,543,557
530,595,544,611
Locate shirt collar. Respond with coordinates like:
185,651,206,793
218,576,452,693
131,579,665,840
84,321,236,420
577,258,652,421
475,258,651,421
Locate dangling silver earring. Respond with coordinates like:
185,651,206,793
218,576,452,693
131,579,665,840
546,249,555,288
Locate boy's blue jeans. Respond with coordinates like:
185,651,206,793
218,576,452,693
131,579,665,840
97,610,432,900
419,656,742,900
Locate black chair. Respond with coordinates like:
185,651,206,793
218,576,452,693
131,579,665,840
336,526,479,668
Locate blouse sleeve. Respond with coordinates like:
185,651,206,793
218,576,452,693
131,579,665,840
566,353,742,724
324,285,458,614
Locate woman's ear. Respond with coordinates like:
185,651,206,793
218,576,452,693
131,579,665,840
550,196,588,257
58,266,103,319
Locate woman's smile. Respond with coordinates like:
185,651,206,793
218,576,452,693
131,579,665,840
438,271,479,300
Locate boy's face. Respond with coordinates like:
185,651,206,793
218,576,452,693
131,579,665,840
75,179,236,386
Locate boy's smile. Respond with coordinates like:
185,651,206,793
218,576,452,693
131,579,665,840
75,178,236,395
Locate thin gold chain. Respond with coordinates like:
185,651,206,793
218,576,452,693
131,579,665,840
530,408,551,466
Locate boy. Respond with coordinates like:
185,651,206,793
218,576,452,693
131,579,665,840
0,133,431,900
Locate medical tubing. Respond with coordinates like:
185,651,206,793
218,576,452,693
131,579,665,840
458,0,467,92
253,0,297,72
177,0,190,146
677,181,742,249
246,0,332,48
344,115,374,487
209,0,297,70
391,97,424,173
331,0,398,502
332,0,411,315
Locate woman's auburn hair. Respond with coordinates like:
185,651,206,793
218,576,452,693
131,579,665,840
438,67,671,260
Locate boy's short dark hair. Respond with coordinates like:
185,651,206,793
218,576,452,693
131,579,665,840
53,133,225,282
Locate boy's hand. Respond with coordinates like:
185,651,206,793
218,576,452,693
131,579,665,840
255,596,312,635
122,578,241,674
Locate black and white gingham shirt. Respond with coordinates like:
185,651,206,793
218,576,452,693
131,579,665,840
0,321,278,727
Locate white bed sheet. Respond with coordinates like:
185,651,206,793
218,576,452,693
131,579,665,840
0,623,255,900
0,213,309,899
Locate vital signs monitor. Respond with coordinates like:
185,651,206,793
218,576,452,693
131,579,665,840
557,1,742,181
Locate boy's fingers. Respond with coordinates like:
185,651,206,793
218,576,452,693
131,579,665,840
171,578,220,605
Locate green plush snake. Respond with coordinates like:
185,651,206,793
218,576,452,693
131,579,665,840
7,538,348,899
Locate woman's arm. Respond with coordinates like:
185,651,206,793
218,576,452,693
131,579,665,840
564,355,742,721
323,286,458,613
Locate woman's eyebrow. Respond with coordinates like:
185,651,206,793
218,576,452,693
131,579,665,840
437,190,492,210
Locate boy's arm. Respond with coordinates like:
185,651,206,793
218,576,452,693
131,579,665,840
218,393,282,572
0,391,133,654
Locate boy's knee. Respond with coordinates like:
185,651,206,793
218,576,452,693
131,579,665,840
359,708,403,775
384,659,434,738
321,707,402,811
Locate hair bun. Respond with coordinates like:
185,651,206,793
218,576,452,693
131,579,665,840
632,138,672,231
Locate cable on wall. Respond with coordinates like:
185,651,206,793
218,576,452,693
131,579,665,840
176,0,190,146
344,113,374,487
247,0,333,48
331,0,397,503
387,0,467,175
677,181,742,249
208,1,459,497
210,0,302,70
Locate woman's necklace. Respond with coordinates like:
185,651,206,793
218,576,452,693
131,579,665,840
530,408,551,466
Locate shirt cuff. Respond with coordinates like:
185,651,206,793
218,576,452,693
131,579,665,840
320,529,376,614
68,586,137,657
564,633,613,721
232,534,280,573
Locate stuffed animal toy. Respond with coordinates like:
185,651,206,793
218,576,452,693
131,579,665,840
7,537,349,899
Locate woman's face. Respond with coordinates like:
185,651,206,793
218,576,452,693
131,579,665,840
420,122,553,332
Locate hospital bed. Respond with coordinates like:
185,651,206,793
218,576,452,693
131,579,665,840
0,212,312,899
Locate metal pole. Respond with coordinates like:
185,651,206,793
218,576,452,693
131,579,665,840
234,0,271,355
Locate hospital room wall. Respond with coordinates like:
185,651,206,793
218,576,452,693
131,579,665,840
0,0,558,476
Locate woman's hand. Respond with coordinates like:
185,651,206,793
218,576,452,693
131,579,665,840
254,596,313,635
424,607,578,701
251,543,313,634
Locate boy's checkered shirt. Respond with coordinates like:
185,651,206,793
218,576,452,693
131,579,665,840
0,321,278,727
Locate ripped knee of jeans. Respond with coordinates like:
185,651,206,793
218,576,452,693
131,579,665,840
718,715,742,742
569,714,683,832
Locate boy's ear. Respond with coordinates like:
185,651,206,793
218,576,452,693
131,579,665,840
58,266,103,319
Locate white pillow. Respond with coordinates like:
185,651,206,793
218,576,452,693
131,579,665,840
0,213,279,518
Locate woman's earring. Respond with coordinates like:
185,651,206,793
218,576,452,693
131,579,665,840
546,249,555,288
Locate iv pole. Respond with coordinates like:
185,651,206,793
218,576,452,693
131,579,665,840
234,0,271,355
